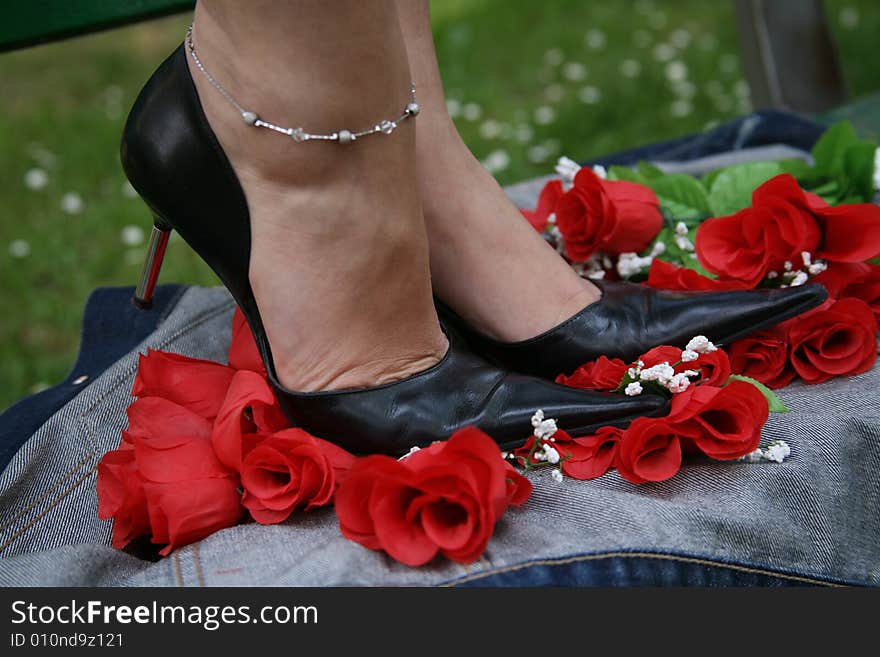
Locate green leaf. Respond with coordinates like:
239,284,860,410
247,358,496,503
842,141,877,203
777,157,814,181
637,160,666,179
727,374,791,413
681,254,714,278
607,165,644,183
811,120,860,178
648,173,712,218
708,162,783,216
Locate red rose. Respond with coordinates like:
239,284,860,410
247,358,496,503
786,297,878,384
521,179,563,232
689,349,731,387
696,175,822,286
240,428,357,524
211,370,290,472
124,397,244,555
639,345,683,368
555,355,628,390
646,260,751,291
814,262,880,322
97,444,150,549
335,427,531,566
616,418,691,484
130,349,235,420
555,167,662,261
728,330,795,389
228,307,266,374
668,381,768,459
844,265,880,323
562,426,623,480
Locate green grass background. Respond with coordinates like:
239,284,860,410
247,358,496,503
1,0,878,411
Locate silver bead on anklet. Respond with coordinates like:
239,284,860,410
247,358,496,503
185,24,418,145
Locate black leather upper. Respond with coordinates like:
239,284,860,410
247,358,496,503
120,46,667,455
438,280,828,379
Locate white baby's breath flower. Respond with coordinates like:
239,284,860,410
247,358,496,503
763,440,791,463
542,444,561,464
592,164,607,179
551,468,564,483
666,372,691,393
801,251,813,267
534,418,558,441
531,410,545,427
674,234,695,251
808,262,828,276
625,382,643,396
685,336,717,354
874,146,880,191
789,271,808,287
784,260,793,271
555,156,581,183
675,221,689,236
398,446,421,461
650,241,667,257
681,349,699,362
616,252,653,278
640,362,675,384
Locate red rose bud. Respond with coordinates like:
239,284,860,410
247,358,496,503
555,355,629,390
520,179,563,232
668,381,768,460
561,426,623,480
241,429,357,525
728,330,796,389
336,427,530,566
97,445,151,549
786,297,878,384
130,349,235,420
555,167,662,261
616,418,689,484
211,369,290,472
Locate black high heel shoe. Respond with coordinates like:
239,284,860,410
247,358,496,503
121,45,666,455
437,279,828,380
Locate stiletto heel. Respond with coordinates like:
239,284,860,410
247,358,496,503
119,44,667,455
132,218,172,310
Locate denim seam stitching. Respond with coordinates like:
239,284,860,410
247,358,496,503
441,551,848,587
0,298,235,544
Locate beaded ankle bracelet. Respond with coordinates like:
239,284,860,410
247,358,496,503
185,24,420,144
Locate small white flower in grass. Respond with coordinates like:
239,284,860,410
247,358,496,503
686,336,717,354
514,124,534,143
555,156,581,183
578,86,602,105
446,98,462,118
482,149,510,173
670,29,691,49
478,119,502,140
61,192,84,215
544,48,564,66
839,7,859,29
670,99,693,118
534,106,556,126
592,164,607,179
121,180,138,198
527,144,550,164
462,102,482,121
681,349,699,362
551,468,564,483
24,167,49,190
544,84,565,103
584,29,606,50
9,239,31,258
666,61,688,83
27,143,58,169
563,61,587,81
672,80,697,99
625,382,643,396
120,225,145,247
652,43,675,62
620,59,642,79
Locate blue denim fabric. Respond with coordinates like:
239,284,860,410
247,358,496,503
0,284,185,472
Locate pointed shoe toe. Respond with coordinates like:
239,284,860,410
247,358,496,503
437,281,829,379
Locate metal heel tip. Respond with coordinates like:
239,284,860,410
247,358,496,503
132,296,153,310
